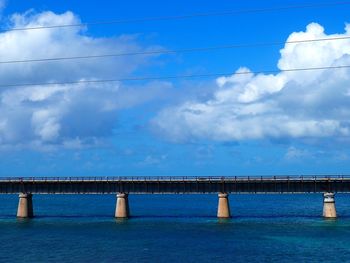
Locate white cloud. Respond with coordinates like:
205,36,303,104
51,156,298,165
0,81,170,148
138,154,167,166
284,147,309,160
0,11,163,85
0,10,170,149
153,23,350,143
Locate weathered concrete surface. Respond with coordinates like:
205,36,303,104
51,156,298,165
323,192,337,218
17,193,33,218
217,193,231,218
115,193,130,218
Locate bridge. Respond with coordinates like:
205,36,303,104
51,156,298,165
2,176,348,219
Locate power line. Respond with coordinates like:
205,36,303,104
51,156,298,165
0,64,349,88
1,35,350,64
4,1,350,32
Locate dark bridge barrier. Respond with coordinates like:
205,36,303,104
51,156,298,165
0,176,350,194
1,176,347,219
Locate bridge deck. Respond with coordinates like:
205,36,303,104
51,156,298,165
0,176,349,194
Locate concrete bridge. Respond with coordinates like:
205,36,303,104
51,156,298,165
1,176,348,219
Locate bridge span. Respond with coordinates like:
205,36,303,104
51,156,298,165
1,176,348,219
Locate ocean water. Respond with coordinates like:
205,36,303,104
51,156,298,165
0,194,349,262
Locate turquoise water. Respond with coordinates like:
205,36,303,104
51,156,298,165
0,194,349,262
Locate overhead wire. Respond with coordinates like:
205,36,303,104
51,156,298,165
0,64,349,88
0,35,349,64
3,1,350,32
0,2,348,87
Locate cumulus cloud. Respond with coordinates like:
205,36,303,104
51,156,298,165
1,82,170,146
153,23,350,142
0,12,152,84
0,10,169,149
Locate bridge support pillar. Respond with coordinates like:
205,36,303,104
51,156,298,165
323,193,336,219
217,193,231,218
115,193,129,218
17,193,33,218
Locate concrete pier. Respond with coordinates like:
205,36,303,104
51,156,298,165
115,193,130,218
217,193,231,218
17,193,33,218
323,192,336,219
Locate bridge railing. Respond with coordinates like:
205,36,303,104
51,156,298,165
0,175,349,182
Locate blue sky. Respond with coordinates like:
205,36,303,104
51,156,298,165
0,0,350,176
